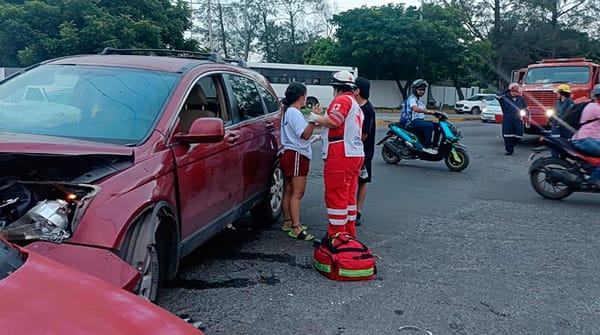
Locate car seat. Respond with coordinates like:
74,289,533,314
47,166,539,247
179,85,217,133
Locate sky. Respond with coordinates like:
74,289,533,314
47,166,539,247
332,0,421,13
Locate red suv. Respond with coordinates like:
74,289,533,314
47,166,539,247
0,48,283,300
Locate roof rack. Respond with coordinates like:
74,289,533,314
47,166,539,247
99,47,248,68
223,57,248,68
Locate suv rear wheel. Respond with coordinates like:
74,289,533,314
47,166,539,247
251,162,284,225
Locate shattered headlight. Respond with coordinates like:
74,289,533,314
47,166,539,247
2,200,70,243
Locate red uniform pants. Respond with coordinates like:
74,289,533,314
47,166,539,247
324,142,364,237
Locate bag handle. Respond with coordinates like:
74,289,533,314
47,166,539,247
322,233,368,253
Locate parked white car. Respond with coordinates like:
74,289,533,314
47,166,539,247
454,93,496,114
480,99,502,123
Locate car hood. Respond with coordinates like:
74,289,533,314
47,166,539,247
0,248,202,335
0,131,133,156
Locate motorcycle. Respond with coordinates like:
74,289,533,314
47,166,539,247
376,112,469,172
528,134,600,199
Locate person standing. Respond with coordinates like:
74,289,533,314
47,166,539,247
551,84,575,139
310,71,364,237
571,84,600,188
354,77,375,226
497,83,527,155
280,82,320,241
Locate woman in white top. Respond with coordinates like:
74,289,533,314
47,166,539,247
280,82,322,241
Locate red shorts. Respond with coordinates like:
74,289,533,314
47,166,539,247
280,150,310,177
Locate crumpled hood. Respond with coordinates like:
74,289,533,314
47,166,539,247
0,131,133,156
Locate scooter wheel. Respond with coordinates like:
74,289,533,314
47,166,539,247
381,145,400,164
444,147,469,172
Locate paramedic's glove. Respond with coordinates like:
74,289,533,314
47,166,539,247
307,112,320,124
309,134,322,144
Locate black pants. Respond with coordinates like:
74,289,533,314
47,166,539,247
502,116,523,153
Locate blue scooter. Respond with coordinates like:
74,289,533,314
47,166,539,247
376,112,469,172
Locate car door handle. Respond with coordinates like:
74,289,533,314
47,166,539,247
227,133,240,144
265,121,275,130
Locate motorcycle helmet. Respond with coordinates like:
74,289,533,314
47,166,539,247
330,70,356,89
554,84,571,94
411,79,428,95
592,84,600,98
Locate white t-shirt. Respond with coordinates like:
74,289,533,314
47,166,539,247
281,107,312,159
407,95,426,121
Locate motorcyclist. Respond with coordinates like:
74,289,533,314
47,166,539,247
309,70,364,237
571,84,600,187
401,79,440,153
551,84,574,139
496,83,527,155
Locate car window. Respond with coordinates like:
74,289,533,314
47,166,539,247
483,95,495,101
224,73,265,122
179,75,229,133
466,95,480,101
0,64,179,145
487,99,499,106
256,84,280,114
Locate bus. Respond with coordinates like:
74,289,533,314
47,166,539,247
247,62,358,108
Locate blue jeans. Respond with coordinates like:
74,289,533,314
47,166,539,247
408,119,438,147
572,138,600,180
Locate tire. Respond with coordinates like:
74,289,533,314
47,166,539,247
251,162,284,225
120,212,161,302
381,145,400,164
529,157,576,200
306,97,318,109
444,147,469,172
471,106,480,114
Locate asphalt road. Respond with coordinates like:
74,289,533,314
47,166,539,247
158,121,600,335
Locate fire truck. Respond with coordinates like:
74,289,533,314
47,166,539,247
499,58,600,134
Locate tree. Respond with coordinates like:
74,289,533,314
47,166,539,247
0,0,195,66
306,4,477,100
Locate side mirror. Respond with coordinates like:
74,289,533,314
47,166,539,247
174,117,225,144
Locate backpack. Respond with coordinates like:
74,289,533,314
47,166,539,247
313,232,376,281
562,101,591,130
399,99,412,126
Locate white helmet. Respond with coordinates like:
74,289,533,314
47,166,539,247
330,70,356,89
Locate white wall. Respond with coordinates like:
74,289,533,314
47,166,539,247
368,80,480,108
369,80,406,109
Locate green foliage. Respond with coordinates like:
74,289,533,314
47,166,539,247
0,0,196,66
305,4,478,97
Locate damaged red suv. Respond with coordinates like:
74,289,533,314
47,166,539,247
0,48,283,300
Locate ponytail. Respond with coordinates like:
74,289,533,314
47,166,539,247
283,82,307,110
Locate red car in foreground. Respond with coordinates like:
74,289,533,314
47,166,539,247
0,48,283,300
0,237,203,334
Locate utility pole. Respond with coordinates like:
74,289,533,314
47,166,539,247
208,0,213,50
189,0,194,41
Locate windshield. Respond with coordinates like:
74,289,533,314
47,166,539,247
524,66,590,84
0,239,24,280
487,99,499,106
0,64,179,145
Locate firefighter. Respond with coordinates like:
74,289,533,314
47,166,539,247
309,71,364,237
496,83,528,155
